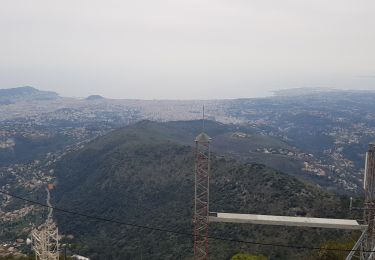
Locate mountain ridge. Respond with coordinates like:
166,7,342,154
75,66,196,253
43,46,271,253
50,120,355,259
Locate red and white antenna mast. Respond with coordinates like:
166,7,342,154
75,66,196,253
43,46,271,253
193,106,211,260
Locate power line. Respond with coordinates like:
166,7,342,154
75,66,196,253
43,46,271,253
0,189,371,253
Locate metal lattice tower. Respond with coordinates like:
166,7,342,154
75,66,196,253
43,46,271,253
363,142,375,259
31,187,59,260
346,142,375,260
193,132,211,260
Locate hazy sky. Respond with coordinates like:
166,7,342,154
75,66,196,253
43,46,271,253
1,0,374,99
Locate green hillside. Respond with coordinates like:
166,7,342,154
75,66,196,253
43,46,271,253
91,120,305,179
0,134,71,166
107,120,335,189
51,121,358,259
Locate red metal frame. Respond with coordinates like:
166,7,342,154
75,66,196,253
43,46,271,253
193,134,211,260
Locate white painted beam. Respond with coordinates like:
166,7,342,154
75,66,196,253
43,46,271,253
209,212,366,230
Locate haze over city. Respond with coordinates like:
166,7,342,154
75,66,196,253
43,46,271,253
1,0,374,99
2,1,375,259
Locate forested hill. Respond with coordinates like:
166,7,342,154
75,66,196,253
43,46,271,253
52,120,355,259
